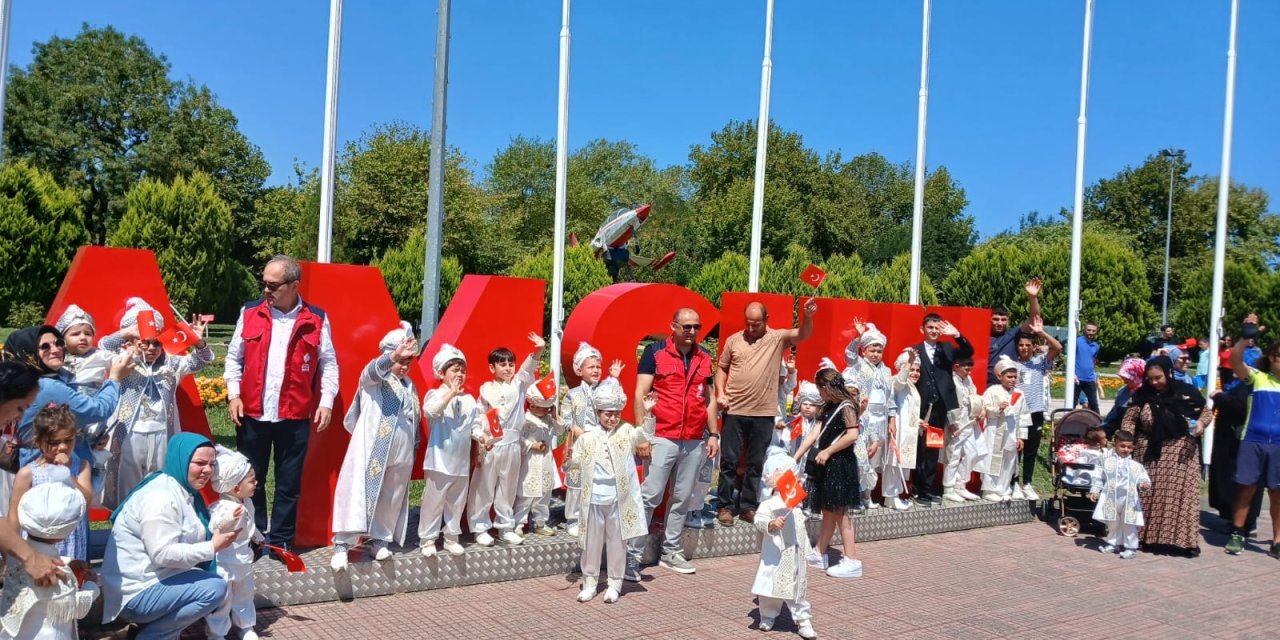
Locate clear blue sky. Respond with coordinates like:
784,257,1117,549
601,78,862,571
10,1,1279,238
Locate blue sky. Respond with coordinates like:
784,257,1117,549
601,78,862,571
10,1,1279,238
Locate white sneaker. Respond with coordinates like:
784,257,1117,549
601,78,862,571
442,538,465,555
604,579,622,603
759,617,775,632
957,488,980,501
1011,484,1026,500
797,620,817,639
1022,484,1040,501
982,491,1004,502
891,497,912,511
420,543,438,558
805,550,828,570
500,531,524,545
577,578,598,602
330,548,349,572
474,531,495,546
566,523,580,537
826,557,863,578
373,543,393,561
241,630,260,640
865,499,880,510
942,490,965,503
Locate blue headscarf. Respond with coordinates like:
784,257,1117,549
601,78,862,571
112,433,216,568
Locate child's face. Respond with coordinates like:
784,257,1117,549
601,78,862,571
1000,369,1018,390
799,401,819,419
391,354,413,379
129,337,163,364
231,468,258,499
490,358,516,383
40,428,76,462
63,325,95,357
952,362,973,379
863,344,884,366
922,320,943,342
443,363,466,387
530,404,552,417
908,361,921,384
765,468,785,489
580,357,602,385
597,409,621,430
1114,440,1135,458
1016,338,1035,360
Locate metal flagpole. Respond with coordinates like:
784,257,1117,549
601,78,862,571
0,0,12,164
746,0,776,292
420,0,452,337
550,0,571,383
1203,0,1241,465
1063,0,1095,410
316,0,344,263
908,0,932,305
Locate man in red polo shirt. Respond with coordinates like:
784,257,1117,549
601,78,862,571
625,308,719,580
224,255,339,554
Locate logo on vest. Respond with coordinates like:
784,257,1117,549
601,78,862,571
302,353,311,373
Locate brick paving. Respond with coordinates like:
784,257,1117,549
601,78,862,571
205,508,1275,640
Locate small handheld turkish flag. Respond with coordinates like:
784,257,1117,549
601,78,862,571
159,322,197,356
535,375,557,402
789,415,804,442
486,408,504,438
137,310,159,341
1009,390,1023,408
777,469,807,510
799,264,827,289
925,425,944,449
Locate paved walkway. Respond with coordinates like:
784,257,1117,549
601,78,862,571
223,509,1273,640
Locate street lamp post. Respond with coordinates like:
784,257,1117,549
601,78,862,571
1159,148,1185,326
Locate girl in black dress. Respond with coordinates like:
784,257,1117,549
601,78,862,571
793,367,863,578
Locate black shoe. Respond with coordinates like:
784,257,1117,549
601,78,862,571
268,542,294,562
250,541,264,562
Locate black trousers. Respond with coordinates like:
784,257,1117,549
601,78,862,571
715,415,774,514
1019,411,1045,485
1076,381,1100,414
237,417,310,547
914,400,948,497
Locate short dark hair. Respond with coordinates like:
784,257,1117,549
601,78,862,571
1084,321,1098,329
1160,324,1174,332
922,313,943,326
953,355,974,367
1085,426,1106,446
1016,332,1037,344
0,359,39,404
488,347,515,365
1258,341,1280,375
991,305,1010,317
1113,430,1135,444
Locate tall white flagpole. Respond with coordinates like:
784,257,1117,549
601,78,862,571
316,0,344,263
420,0,452,337
550,0,571,382
1203,0,1240,465
746,0,776,292
908,0,932,305
1063,0,1095,410
0,0,12,165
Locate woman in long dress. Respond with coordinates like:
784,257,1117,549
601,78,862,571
1120,355,1212,556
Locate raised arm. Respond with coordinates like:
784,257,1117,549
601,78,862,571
1231,314,1259,381
1020,278,1043,331
786,298,819,346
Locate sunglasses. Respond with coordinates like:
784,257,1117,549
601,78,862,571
139,339,162,348
261,279,295,292
676,323,702,332
39,340,65,352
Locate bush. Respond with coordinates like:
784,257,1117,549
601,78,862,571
0,161,88,320
688,252,750,308
508,245,612,333
867,253,939,304
6,301,45,327
375,232,464,325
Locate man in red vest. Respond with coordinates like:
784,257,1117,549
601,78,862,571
625,308,719,580
224,255,339,554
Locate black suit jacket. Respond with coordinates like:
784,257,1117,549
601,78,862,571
913,336,974,423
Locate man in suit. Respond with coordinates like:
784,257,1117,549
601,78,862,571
912,313,974,506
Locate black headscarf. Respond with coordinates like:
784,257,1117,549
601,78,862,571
1132,355,1206,462
2,325,63,376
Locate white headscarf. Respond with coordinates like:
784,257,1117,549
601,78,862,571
993,354,1018,376
54,304,95,334
592,378,627,412
119,296,164,332
796,381,821,406
379,321,414,354
17,483,85,541
432,343,465,379
572,342,602,376
860,323,887,349
211,445,253,495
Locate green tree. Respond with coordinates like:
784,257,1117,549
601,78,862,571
857,166,976,283
374,231,463,324
761,243,816,297
4,25,268,244
108,173,239,316
820,253,874,301
508,245,612,333
247,166,319,264
867,253,939,305
0,162,88,320
687,252,750,309
1173,257,1278,342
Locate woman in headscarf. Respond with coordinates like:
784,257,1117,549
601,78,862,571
329,322,420,572
100,433,234,639
1103,358,1147,436
1120,355,1213,556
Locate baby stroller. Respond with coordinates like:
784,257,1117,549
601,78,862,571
1049,407,1104,536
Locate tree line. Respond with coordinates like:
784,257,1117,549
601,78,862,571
2,26,1276,363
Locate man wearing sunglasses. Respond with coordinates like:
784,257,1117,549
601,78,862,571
224,255,339,557
627,308,718,579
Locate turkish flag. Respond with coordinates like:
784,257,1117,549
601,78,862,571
789,415,804,442
799,264,827,289
535,375,557,401
777,469,807,510
486,408,504,438
136,310,159,341
159,322,197,356
925,425,944,448
1010,390,1023,408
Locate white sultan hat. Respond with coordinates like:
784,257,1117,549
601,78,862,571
54,304,95,334
572,342,602,375
119,297,164,332
894,348,915,373
760,445,796,497
993,354,1019,376
17,483,86,541
211,445,253,495
379,321,414,354
525,380,557,408
432,343,466,379
592,378,627,412
818,356,838,372
860,323,887,348
796,381,822,405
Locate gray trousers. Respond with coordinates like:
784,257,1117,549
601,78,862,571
628,437,707,559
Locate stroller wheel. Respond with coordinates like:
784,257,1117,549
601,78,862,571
1059,516,1080,537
